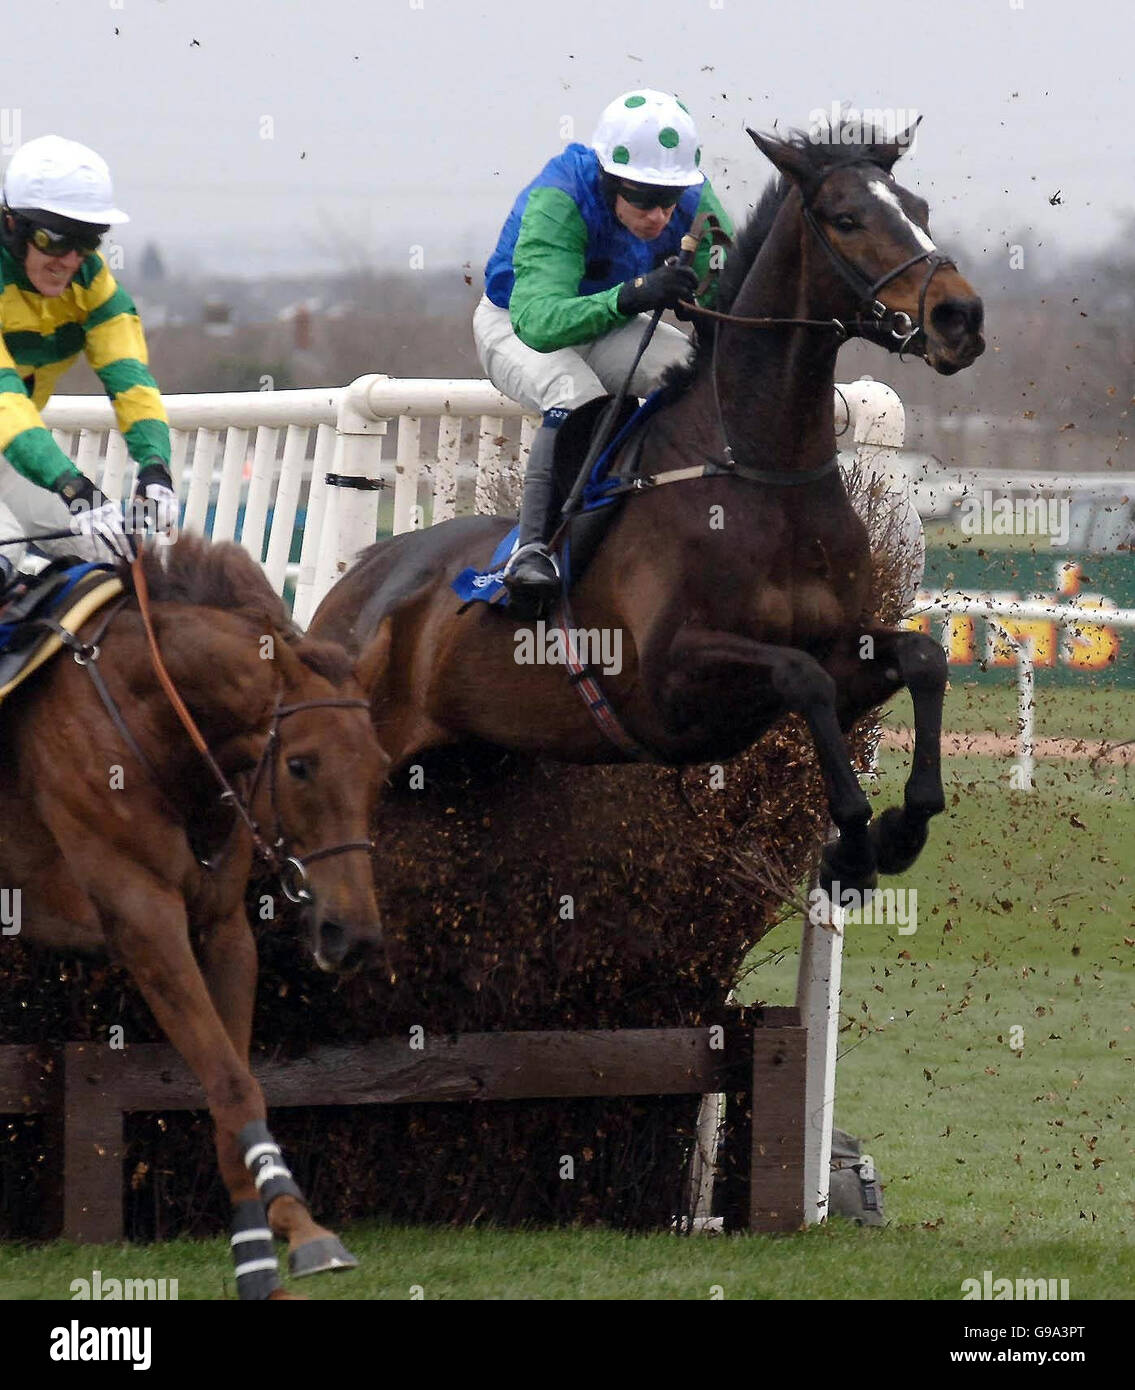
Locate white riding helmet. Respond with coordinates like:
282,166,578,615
2,135,129,225
592,90,704,188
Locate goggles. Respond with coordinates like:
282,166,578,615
27,222,103,257
616,181,685,211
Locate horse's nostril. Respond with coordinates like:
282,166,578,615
931,297,983,342
318,920,348,965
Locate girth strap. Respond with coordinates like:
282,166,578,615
554,562,653,763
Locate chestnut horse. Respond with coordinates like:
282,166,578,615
310,123,985,894
0,536,388,1299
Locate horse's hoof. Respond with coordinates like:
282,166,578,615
289,1235,359,1278
870,805,930,874
819,844,878,900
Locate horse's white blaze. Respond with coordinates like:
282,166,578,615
867,179,937,253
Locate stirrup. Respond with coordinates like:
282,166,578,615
503,542,561,582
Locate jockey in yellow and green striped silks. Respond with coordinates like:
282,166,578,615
0,134,175,577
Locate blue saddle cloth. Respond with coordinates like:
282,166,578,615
451,389,668,608
0,562,117,655
450,527,520,606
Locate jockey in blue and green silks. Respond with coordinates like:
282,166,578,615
475,89,732,610
0,135,177,590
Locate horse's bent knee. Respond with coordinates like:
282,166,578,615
774,651,836,711
902,634,948,690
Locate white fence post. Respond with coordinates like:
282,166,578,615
798,882,846,1226
292,424,337,629
842,377,907,478
311,374,389,618
392,416,422,536
795,376,907,1226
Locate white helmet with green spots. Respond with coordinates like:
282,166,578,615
592,90,704,187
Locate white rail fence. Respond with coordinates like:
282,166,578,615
43,373,906,629
909,594,1135,789
41,373,913,1229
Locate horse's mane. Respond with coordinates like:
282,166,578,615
662,122,896,395
139,536,356,686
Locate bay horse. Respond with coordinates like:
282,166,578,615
310,122,985,895
0,536,388,1299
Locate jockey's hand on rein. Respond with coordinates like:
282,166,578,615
55,472,136,563
616,262,699,317
132,461,179,538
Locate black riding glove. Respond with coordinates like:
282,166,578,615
53,472,135,562
616,263,699,316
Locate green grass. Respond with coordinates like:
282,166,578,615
3,743,1131,1300
731,750,1135,1299
2,1219,1128,1301
887,680,1135,744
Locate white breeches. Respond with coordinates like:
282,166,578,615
472,294,694,415
0,459,100,571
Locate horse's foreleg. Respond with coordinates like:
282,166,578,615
196,904,358,1282
664,628,876,892
97,892,282,1298
829,626,948,874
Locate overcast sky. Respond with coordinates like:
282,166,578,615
4,0,1129,277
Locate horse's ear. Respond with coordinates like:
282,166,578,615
866,115,922,171
747,128,815,187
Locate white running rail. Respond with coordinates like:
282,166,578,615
909,592,1135,789
43,373,907,630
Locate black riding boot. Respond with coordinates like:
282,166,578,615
503,407,566,615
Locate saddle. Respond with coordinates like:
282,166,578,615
0,560,124,706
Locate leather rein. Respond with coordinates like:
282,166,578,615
59,556,372,902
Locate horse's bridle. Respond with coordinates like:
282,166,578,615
797,178,955,353
240,696,375,904
61,559,374,902
685,160,956,350
678,162,957,485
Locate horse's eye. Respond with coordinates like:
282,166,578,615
287,757,310,781
832,214,859,233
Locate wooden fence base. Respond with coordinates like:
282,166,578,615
0,1011,806,1243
